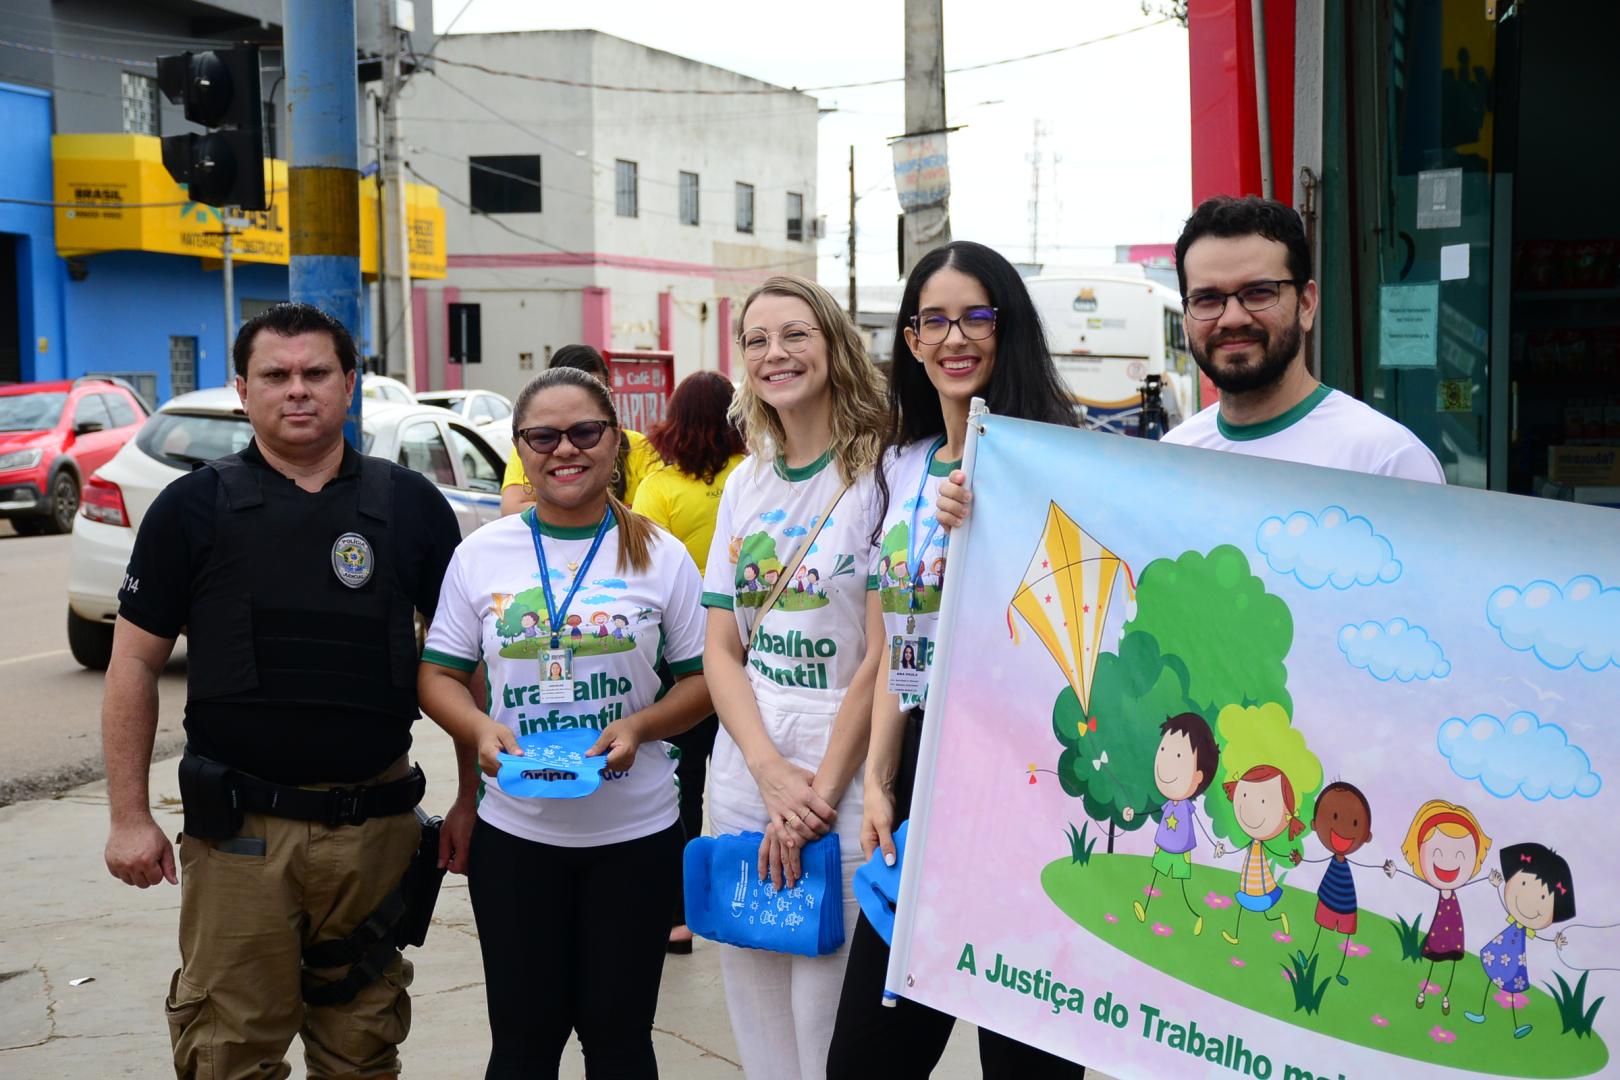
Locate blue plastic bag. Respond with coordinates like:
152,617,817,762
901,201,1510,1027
684,831,845,956
853,820,909,946
494,729,609,799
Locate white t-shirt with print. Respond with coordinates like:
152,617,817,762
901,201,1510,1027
869,438,958,711
1163,385,1445,482
424,510,705,848
702,450,881,712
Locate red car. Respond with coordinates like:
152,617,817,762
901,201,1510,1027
0,377,149,535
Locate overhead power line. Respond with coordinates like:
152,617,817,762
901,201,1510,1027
427,19,1173,96
0,35,156,69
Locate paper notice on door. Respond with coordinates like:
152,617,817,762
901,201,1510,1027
1440,243,1470,281
1380,283,1441,368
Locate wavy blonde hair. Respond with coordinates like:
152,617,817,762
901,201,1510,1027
729,275,887,486
1400,799,1491,881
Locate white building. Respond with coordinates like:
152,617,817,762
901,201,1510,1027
400,30,820,399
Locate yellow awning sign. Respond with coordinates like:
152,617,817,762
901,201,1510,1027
52,134,445,279
1007,503,1137,726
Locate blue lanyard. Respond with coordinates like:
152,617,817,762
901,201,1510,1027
906,436,947,611
527,507,614,650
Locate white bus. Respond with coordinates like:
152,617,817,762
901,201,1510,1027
1026,270,1202,436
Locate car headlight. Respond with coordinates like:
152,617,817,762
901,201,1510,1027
0,448,43,471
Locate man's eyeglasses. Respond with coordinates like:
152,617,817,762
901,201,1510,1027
515,420,616,454
741,322,821,361
909,307,997,345
1182,280,1302,321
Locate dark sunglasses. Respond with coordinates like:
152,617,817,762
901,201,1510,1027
514,420,616,454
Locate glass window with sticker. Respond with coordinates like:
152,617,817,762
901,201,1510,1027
446,424,503,493
398,421,456,486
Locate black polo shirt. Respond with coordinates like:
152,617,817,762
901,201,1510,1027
118,439,462,783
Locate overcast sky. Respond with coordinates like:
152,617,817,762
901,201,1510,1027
433,0,1192,287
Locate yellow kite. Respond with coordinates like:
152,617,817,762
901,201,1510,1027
1007,504,1136,728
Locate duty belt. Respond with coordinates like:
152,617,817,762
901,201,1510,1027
233,767,426,826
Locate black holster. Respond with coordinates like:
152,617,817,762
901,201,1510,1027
176,755,243,840
300,806,448,1006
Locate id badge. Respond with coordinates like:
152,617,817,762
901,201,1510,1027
540,647,575,703
885,634,927,695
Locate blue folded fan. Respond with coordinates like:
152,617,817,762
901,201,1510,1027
684,831,845,957
495,729,609,799
853,820,909,946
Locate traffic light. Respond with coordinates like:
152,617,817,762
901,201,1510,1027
156,45,266,211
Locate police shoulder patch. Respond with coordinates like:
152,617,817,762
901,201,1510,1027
332,532,374,588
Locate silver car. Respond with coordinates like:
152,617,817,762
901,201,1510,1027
66,387,505,669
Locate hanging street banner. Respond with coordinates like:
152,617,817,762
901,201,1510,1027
888,404,1619,1078
891,131,951,211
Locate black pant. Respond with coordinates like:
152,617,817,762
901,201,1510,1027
826,712,1086,1079
668,713,718,926
468,817,682,1079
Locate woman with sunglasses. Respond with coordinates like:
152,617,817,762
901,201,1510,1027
826,241,1088,1078
419,366,712,1079
701,275,888,1080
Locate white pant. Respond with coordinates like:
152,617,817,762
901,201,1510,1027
708,695,865,1080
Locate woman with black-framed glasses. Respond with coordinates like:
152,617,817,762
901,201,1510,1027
419,365,714,1079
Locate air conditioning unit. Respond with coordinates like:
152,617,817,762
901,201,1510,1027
812,216,827,239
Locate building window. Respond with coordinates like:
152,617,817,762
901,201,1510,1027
736,182,755,234
169,337,198,397
448,303,481,364
121,72,158,135
469,155,541,214
786,192,804,242
615,160,639,218
679,171,700,226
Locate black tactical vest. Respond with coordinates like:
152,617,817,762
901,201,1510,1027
185,450,420,722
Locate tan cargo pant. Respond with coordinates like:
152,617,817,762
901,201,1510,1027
165,769,420,1080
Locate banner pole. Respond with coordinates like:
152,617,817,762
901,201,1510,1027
883,395,988,1004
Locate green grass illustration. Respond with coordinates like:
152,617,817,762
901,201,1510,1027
1065,822,1098,866
498,634,637,660
1041,852,1609,1076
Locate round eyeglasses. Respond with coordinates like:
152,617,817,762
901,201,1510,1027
515,420,616,454
1182,280,1302,321
909,307,997,345
740,322,821,361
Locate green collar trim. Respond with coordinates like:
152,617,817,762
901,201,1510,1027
523,506,618,540
774,448,833,482
1215,384,1332,442
929,455,961,478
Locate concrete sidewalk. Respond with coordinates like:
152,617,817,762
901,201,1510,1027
0,726,989,1078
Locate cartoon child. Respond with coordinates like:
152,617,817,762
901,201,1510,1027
590,611,610,638
877,555,893,589
520,611,541,639
565,613,585,641
611,613,630,639
1464,843,1575,1038
929,556,947,590
763,568,780,590
1297,781,1382,985
741,562,762,592
891,559,909,592
1121,713,1219,935
793,566,809,593
1214,764,1306,944
1395,799,1493,1016
805,568,820,597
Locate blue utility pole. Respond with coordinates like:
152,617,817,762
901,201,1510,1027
283,0,364,446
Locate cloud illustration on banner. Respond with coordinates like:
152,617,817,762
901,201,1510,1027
579,593,618,604
760,508,787,524
1486,575,1620,671
783,525,808,538
591,578,628,589
1255,506,1401,589
1437,711,1602,800
1338,618,1451,681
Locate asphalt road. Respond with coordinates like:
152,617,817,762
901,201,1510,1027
0,526,188,805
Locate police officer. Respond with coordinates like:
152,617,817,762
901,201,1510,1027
101,302,462,1079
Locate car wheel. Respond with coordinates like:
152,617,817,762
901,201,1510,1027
46,470,80,534
67,609,115,670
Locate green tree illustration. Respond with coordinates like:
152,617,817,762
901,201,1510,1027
1205,701,1324,867
1054,630,1199,852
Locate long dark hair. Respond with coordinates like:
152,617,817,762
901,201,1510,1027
647,372,744,484
874,241,1077,536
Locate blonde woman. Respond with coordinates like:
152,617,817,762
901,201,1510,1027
701,275,887,1079
1394,799,1493,1016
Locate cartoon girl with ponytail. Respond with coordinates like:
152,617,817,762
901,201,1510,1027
1214,764,1306,945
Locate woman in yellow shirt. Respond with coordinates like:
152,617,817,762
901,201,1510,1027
631,371,745,952
498,345,659,514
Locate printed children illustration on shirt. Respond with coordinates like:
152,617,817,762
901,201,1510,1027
612,614,631,639
1121,712,1219,937
1464,842,1576,1038
876,515,950,617
492,584,638,659
1295,781,1387,986
590,611,611,638
730,526,855,612
1212,764,1307,945
1393,799,1493,1017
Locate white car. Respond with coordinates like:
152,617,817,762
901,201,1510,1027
416,389,514,458
66,388,506,669
359,373,416,406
